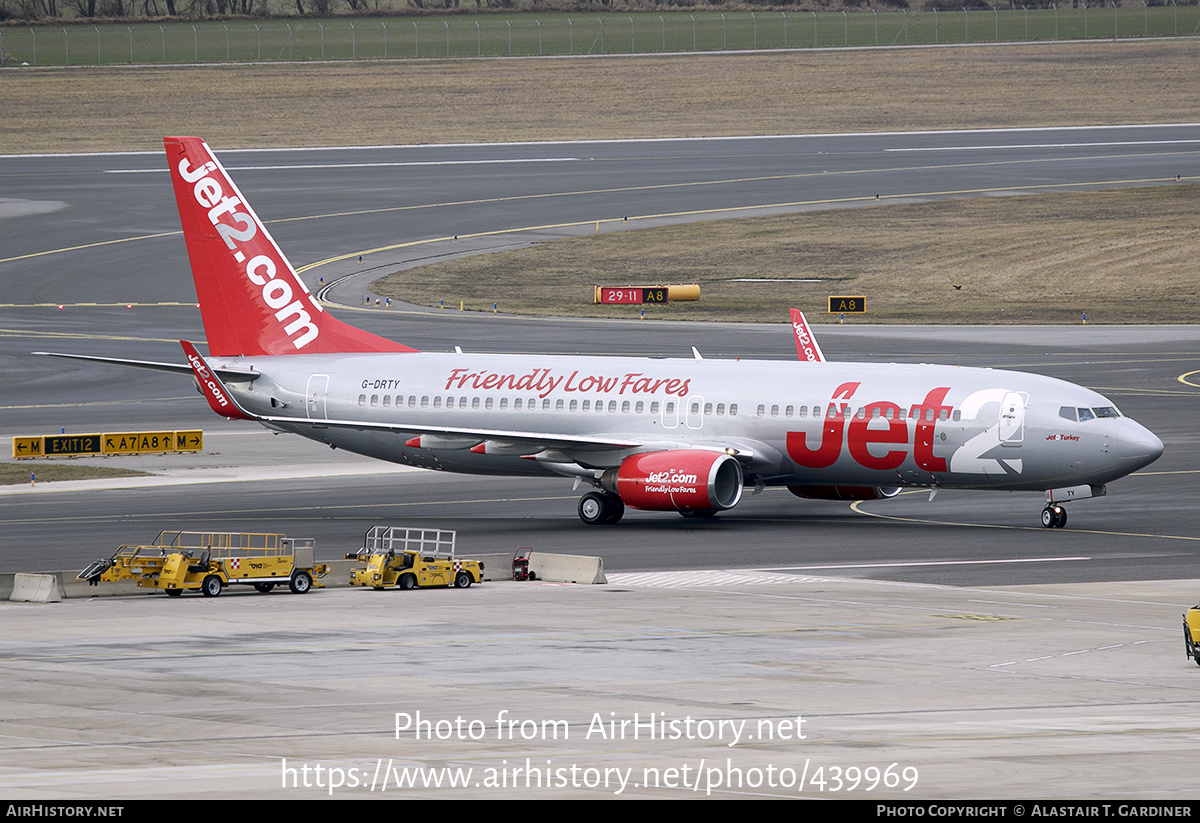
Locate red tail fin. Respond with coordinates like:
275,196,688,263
164,137,415,357
789,308,826,363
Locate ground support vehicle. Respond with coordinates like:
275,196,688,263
1185,606,1200,667
347,527,483,591
79,531,330,597
512,547,537,581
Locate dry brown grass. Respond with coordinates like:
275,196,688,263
0,462,148,485
2,40,1199,154
372,185,1200,324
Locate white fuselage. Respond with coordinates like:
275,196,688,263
210,350,1163,494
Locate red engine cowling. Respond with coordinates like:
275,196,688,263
787,485,902,501
602,450,744,513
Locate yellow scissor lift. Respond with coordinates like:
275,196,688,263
79,530,331,597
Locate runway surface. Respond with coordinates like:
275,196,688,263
2,126,1199,585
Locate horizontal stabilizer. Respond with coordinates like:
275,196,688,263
34,350,259,381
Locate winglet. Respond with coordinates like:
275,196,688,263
164,137,416,357
181,341,256,421
789,309,826,362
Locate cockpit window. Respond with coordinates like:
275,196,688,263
1076,407,1095,422
1092,406,1120,419
1059,406,1077,422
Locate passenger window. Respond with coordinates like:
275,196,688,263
716,403,725,415
582,400,591,412
569,400,578,412
515,398,523,410
472,397,480,409
358,394,366,406
608,400,617,412
499,398,507,410
729,404,738,416
635,401,644,414
556,399,564,411
651,401,660,414
770,405,779,417
622,401,631,413
757,404,765,417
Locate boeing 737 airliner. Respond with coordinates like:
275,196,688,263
39,137,1164,528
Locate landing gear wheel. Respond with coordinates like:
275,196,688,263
253,583,275,593
454,571,472,589
603,495,625,524
399,574,416,591
578,491,610,525
1041,505,1068,528
288,571,312,594
201,575,222,597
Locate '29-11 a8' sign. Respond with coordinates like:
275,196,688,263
595,287,670,305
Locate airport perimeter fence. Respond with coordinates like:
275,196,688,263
2,6,1199,67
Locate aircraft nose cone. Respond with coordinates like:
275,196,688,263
1117,421,1164,471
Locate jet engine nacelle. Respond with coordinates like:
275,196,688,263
787,485,903,501
602,450,744,513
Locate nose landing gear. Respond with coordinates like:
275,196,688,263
1041,504,1067,529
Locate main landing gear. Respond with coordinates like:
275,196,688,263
578,491,624,525
1041,504,1068,529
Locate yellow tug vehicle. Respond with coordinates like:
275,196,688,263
1184,605,1200,667
347,527,483,591
79,530,330,597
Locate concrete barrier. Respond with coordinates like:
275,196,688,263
527,551,606,584
10,573,62,603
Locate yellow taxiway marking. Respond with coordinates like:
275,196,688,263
0,326,187,344
298,174,1189,278
0,494,579,524
0,397,192,411
1177,369,1200,388
850,489,1200,542
1,162,1186,266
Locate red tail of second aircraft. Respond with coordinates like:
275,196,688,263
165,137,415,358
